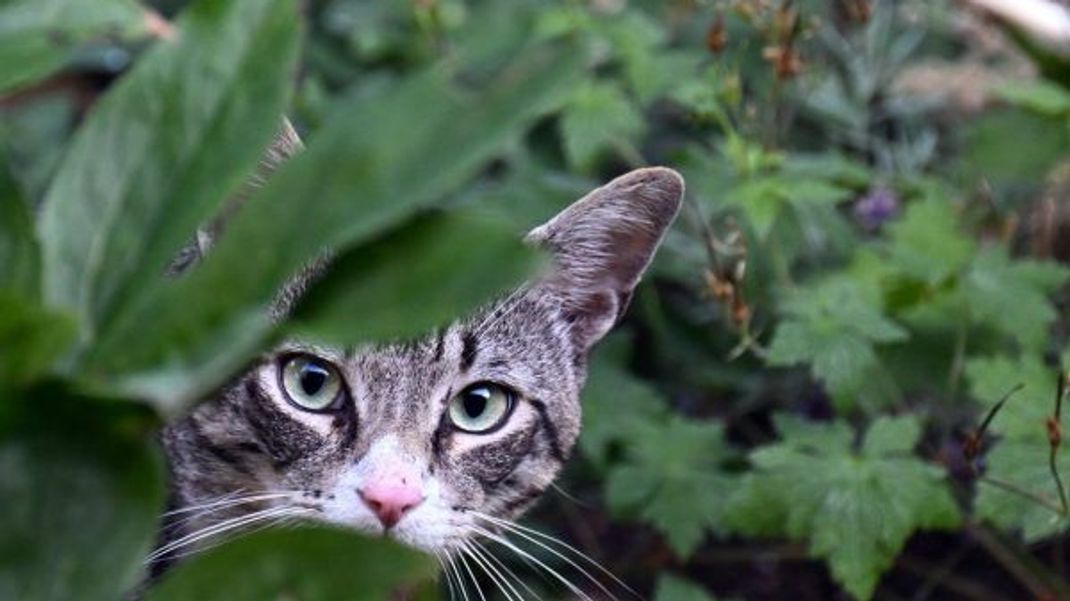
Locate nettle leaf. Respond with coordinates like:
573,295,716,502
39,0,299,351
963,248,1068,352
737,416,960,600
654,574,717,601
606,417,735,557
85,42,585,412
0,392,164,601
726,175,852,239
885,198,974,285
560,80,645,172
968,353,1070,540
149,525,436,601
0,0,150,94
767,279,906,411
580,335,670,468
289,210,542,343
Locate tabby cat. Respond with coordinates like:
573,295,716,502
153,125,684,586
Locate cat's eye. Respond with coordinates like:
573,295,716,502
280,355,344,412
448,383,515,434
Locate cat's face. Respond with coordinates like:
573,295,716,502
162,167,683,556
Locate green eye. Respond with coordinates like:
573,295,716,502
448,383,514,433
281,355,343,411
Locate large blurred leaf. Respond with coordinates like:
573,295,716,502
39,0,300,351
0,0,149,94
0,293,76,389
87,41,586,412
149,525,436,601
561,80,644,172
0,155,37,296
0,390,163,601
290,210,543,343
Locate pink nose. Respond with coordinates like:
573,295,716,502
358,479,425,529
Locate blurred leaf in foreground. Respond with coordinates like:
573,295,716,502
39,0,300,351
290,210,543,343
149,525,436,601
655,573,717,601
0,391,163,601
86,39,585,412
0,293,76,389
0,0,150,94
0,153,38,297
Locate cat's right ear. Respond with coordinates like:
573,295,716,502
526,167,684,351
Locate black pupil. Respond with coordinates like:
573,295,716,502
300,364,328,396
463,389,489,418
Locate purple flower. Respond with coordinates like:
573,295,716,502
854,186,899,231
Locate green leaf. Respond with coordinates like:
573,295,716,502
961,108,1070,187
996,81,1070,116
561,81,645,172
605,417,735,557
289,210,543,343
0,293,76,389
963,249,1068,352
39,0,300,352
767,279,906,410
886,198,974,285
0,0,149,94
580,335,670,468
739,419,960,600
149,525,436,601
655,574,716,601
0,156,37,297
84,41,585,412
862,415,921,457
726,175,852,239
969,353,1070,541
0,391,164,601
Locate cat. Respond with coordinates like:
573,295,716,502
153,124,684,585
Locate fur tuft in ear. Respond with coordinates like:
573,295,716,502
526,167,684,350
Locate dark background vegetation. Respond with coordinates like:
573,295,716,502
2,0,1070,600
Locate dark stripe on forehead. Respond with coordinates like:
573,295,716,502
432,329,446,363
529,398,568,463
460,330,478,371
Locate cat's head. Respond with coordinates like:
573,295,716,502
163,167,683,554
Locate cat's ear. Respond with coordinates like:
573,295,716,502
526,167,684,350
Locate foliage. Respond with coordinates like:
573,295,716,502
2,0,1070,600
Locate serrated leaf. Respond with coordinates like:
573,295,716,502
886,199,974,285
964,248,1069,352
767,279,906,410
862,415,921,457
39,0,300,353
581,336,670,468
605,417,735,557
0,0,149,94
561,81,644,171
289,210,543,343
740,419,960,600
969,353,1070,541
0,392,164,601
149,526,436,601
84,42,585,412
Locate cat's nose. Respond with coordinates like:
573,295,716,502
358,478,425,529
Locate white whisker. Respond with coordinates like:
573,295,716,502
465,540,527,601
473,540,542,601
147,506,306,564
458,547,489,601
473,526,594,601
474,511,636,600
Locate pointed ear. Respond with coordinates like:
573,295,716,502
526,167,684,350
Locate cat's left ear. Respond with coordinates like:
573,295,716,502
526,167,684,351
